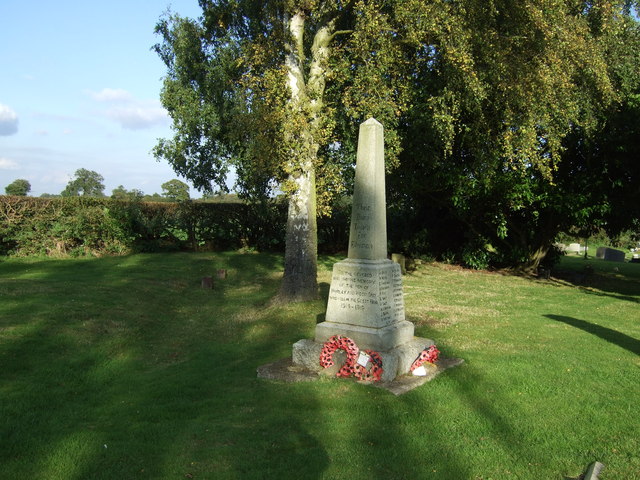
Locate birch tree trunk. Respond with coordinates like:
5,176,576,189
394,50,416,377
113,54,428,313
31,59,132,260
277,11,337,302
280,163,319,301
278,11,318,302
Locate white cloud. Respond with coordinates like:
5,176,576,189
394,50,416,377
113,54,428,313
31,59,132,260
0,157,19,170
0,103,19,136
87,88,168,130
106,105,168,130
88,88,134,103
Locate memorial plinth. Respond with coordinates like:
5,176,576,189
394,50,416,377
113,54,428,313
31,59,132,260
291,118,434,383
316,259,414,351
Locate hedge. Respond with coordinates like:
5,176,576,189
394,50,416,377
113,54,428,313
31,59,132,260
0,196,349,257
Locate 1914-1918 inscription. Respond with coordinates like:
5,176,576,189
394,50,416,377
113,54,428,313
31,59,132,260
326,263,404,328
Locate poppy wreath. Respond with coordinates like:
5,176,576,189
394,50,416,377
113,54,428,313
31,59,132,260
354,349,384,382
410,344,440,371
319,335,360,377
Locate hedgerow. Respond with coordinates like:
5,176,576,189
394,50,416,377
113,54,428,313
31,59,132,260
0,196,286,257
0,196,349,257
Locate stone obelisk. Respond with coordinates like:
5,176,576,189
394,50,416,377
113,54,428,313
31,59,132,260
292,118,433,382
315,118,414,351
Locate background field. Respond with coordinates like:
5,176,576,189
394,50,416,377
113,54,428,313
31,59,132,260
1,252,638,479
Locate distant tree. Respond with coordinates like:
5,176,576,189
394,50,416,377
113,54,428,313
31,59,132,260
111,185,144,201
5,179,31,196
61,169,105,197
143,192,167,202
202,191,242,203
40,193,60,198
161,179,190,202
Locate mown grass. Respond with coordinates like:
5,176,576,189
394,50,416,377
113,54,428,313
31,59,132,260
1,252,638,479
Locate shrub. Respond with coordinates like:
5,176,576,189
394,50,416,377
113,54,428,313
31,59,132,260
0,196,295,257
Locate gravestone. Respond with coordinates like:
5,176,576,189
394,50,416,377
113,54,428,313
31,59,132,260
602,247,625,263
291,118,434,382
595,246,607,259
568,243,583,254
391,253,407,275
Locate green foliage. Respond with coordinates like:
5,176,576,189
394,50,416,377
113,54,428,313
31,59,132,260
460,242,492,271
389,2,640,270
0,196,300,257
0,197,131,256
111,185,144,200
153,1,640,272
161,179,191,202
153,1,415,208
61,168,105,197
4,179,31,196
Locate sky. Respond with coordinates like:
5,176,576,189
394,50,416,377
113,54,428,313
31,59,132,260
0,0,204,197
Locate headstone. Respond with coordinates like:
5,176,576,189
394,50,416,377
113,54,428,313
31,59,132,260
216,269,227,279
391,253,406,275
595,246,607,259
201,276,213,289
291,118,434,382
602,247,625,263
567,243,582,254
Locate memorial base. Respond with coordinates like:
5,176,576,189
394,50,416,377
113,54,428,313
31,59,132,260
315,319,414,351
292,336,435,383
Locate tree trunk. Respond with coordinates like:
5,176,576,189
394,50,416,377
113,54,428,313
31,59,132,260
276,11,320,302
523,243,550,274
518,214,559,274
279,165,319,301
276,11,339,302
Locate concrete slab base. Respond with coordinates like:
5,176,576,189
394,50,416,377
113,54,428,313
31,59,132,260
257,356,464,396
293,336,435,382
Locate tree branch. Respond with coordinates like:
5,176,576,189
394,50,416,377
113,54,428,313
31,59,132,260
329,29,353,42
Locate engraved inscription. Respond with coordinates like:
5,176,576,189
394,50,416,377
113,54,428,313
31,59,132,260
328,268,378,312
349,202,374,251
326,263,405,328
376,267,404,324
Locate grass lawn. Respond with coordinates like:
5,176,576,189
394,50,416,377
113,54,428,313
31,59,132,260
1,252,638,479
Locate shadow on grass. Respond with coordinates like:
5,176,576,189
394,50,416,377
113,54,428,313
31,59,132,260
0,252,330,479
551,258,640,304
545,314,640,356
345,360,558,478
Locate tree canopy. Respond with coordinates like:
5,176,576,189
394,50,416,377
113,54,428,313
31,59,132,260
5,179,31,196
111,185,145,201
154,0,640,279
61,169,105,197
388,0,640,270
161,179,191,202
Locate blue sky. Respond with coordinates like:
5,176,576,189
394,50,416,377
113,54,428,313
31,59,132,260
0,0,203,197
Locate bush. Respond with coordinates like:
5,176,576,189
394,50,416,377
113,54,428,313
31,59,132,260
0,196,307,257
